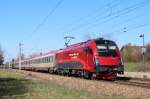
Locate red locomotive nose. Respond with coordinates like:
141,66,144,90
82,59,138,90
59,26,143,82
98,56,120,66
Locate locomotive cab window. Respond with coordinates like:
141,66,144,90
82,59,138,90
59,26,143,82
95,40,118,57
108,46,117,50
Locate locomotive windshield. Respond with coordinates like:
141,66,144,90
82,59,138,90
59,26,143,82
95,40,118,56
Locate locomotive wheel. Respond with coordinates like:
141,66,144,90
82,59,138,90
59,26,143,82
48,68,54,74
83,71,92,79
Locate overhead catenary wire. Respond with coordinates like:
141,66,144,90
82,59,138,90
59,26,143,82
87,0,150,30
126,20,150,31
104,17,150,38
25,0,64,55
32,0,64,34
65,0,150,33
60,0,121,36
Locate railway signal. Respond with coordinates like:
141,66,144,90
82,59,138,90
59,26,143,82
139,34,145,67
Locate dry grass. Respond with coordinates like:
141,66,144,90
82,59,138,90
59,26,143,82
0,70,141,99
124,62,150,72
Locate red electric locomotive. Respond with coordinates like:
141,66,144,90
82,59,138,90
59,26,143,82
53,38,124,80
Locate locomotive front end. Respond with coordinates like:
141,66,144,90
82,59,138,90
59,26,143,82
93,39,124,79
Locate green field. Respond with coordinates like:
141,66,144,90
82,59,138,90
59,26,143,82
124,62,150,72
0,70,142,99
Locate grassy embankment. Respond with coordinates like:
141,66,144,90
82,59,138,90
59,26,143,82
124,62,150,72
0,70,141,99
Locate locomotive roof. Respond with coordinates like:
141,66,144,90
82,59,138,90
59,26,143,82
58,38,115,52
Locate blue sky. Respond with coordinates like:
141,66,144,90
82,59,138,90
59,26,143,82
0,0,150,61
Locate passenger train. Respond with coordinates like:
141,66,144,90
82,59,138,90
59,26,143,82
9,38,124,80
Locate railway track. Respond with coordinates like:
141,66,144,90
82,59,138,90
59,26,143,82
8,69,150,89
115,77,150,89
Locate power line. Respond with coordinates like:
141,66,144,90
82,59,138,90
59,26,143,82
24,0,64,55
32,0,64,34
61,0,120,35
66,0,150,33
105,18,150,38
128,21,150,31
89,0,150,29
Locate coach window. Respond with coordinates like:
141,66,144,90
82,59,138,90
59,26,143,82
46,57,48,63
34,60,36,64
47,57,49,62
50,56,52,63
51,56,52,62
40,59,42,63
46,57,47,63
49,57,51,62
51,56,53,62
38,59,41,63
44,58,46,63
50,56,52,62
44,58,45,63
42,58,44,63
41,58,43,63
45,57,47,63
52,56,54,62
43,58,44,63
43,58,45,63
50,56,51,62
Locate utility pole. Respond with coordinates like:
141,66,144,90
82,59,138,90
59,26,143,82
140,34,145,67
19,43,23,70
64,36,75,47
9,61,10,69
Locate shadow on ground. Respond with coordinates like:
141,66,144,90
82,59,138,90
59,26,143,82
116,77,131,81
0,78,29,98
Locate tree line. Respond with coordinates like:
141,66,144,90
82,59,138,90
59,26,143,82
121,43,150,62
0,45,4,65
